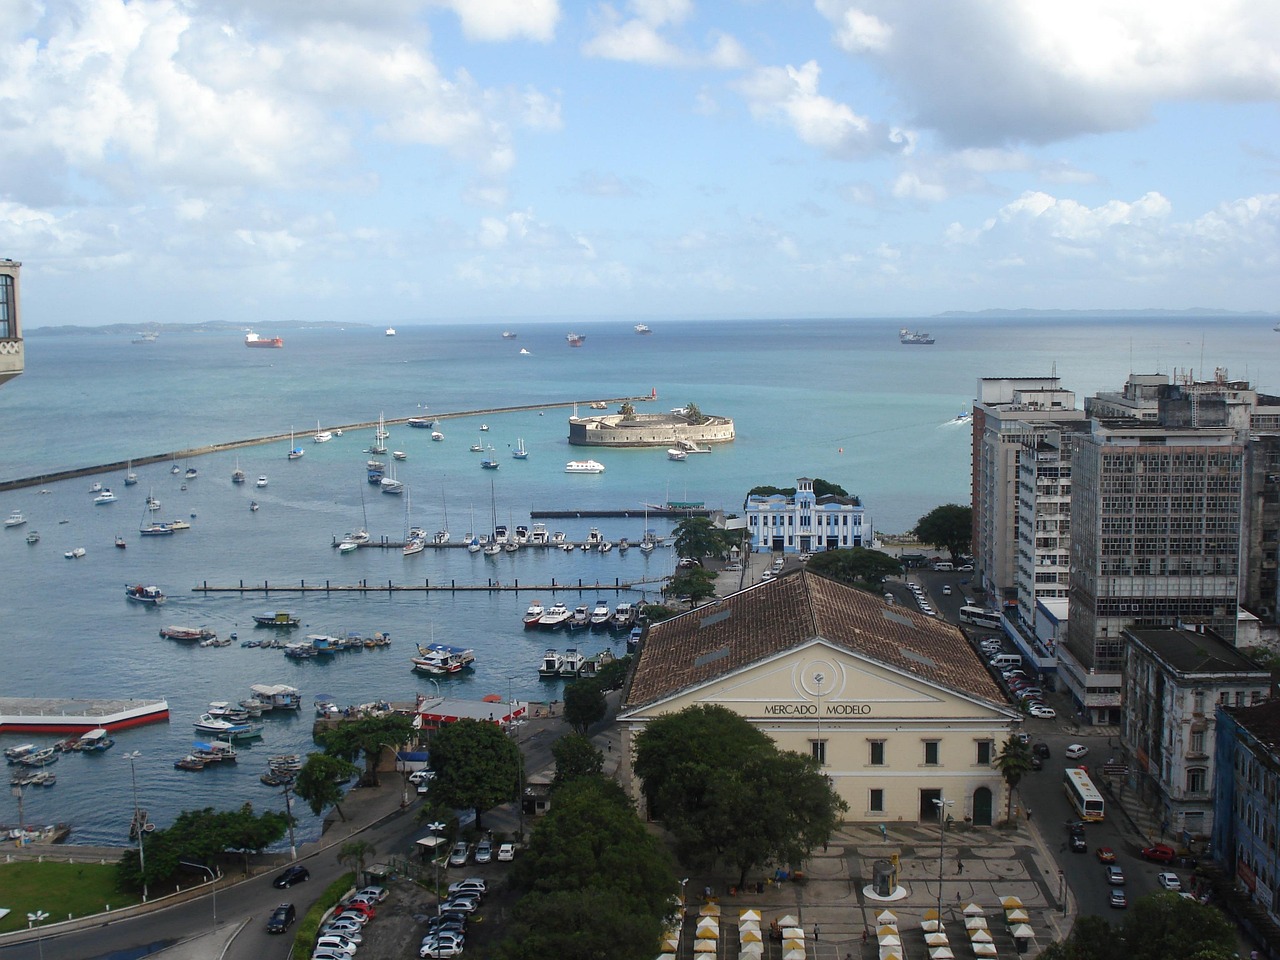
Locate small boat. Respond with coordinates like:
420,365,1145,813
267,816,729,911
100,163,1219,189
126,584,166,605
568,605,590,631
512,438,528,460
261,771,294,786
393,451,407,461
502,330,517,339
634,323,652,334
174,756,206,771
589,401,608,409
586,528,603,548
4,744,37,763
559,648,585,677
566,332,585,347
610,602,637,630
565,459,605,474
408,417,434,429
93,489,117,504
380,463,404,494
249,500,259,512
4,510,26,528
25,531,39,544
470,437,484,452
539,601,572,629
76,728,114,752
232,458,246,484
124,463,139,485
89,481,102,493
184,467,198,479
483,540,501,556
193,713,239,735
538,649,564,677
19,747,58,767
339,539,360,554
375,413,389,440
551,530,566,544
480,455,500,470
519,348,530,355
253,611,300,628
900,327,936,345
589,600,611,628
191,740,237,763
64,547,86,559
161,625,217,641
171,462,181,474
411,642,476,674
522,600,546,629
146,494,161,510
599,540,612,552
287,428,304,460
580,648,618,679
385,327,396,336
667,448,688,461
314,420,332,443
431,431,444,441
114,536,127,549
139,523,173,536
480,424,489,432
256,476,268,487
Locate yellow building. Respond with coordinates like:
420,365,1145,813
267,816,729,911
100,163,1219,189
618,570,1020,825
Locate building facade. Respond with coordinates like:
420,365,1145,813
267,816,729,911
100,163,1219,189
0,259,23,387
1213,701,1280,924
744,478,872,556
618,570,1020,824
1122,626,1269,840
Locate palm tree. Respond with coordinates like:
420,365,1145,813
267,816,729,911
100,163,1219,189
339,839,376,882
994,735,1034,824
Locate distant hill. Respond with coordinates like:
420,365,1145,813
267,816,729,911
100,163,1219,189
26,320,368,337
934,307,1271,319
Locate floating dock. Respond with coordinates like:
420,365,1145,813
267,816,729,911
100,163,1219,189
0,697,170,734
193,577,666,595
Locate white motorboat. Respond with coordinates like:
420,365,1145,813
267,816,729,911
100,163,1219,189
126,583,166,604
256,476,268,488
5,510,26,528
314,420,332,443
64,547,86,559
431,431,444,441
538,649,564,677
589,600,611,627
385,327,396,336
522,600,545,629
339,540,360,554
94,489,117,504
565,459,605,474
668,448,688,461
193,713,240,735
539,601,572,629
559,648,585,676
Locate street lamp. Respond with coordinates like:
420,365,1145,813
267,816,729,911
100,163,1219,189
27,910,49,960
428,820,446,914
813,671,826,767
179,860,218,928
933,794,955,918
123,750,147,900
281,781,298,860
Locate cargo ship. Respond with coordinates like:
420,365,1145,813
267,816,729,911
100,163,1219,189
245,332,284,348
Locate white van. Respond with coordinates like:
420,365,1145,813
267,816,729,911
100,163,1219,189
933,561,954,571
990,653,1022,670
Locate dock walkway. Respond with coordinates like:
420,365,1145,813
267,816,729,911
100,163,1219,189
192,577,668,595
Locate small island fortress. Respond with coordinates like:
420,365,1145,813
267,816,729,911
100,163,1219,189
567,402,735,447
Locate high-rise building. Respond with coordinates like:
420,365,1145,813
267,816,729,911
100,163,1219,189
0,259,23,387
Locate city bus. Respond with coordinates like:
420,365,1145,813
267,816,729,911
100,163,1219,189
1064,767,1106,822
959,605,1002,629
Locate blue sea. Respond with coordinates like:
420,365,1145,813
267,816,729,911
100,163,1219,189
0,315,1275,845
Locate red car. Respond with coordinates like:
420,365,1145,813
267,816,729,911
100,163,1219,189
1096,847,1116,863
1141,844,1177,864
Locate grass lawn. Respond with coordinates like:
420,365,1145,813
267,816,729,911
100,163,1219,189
0,860,138,934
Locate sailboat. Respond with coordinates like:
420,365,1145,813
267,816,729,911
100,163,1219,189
403,488,425,555
512,438,528,460
314,420,332,443
639,503,656,554
139,489,171,536
433,488,451,544
287,428,305,460
466,505,481,553
369,412,388,455
375,412,389,439
481,446,500,470
380,460,404,495
231,456,246,484
124,460,138,486
484,480,502,556
341,486,371,546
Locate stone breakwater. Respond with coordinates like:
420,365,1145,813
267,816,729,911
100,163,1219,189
567,412,735,447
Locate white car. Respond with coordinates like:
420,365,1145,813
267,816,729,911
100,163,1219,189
409,770,434,784
497,842,515,862
449,878,487,896
1065,743,1089,759
1157,872,1182,891
316,935,361,955
1029,705,1056,719
320,925,363,943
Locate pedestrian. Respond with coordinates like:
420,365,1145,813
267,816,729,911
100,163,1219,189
1026,808,1033,821
814,924,820,942
1250,951,1258,960
957,859,964,875
863,926,869,943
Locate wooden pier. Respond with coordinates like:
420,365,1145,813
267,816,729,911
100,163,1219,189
192,577,668,595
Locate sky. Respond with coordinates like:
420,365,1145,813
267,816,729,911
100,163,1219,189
3,0,1280,327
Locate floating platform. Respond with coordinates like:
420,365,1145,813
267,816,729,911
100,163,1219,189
0,697,170,734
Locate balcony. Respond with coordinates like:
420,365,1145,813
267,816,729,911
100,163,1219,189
0,337,22,386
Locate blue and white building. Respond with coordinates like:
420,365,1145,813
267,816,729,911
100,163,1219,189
744,477,872,555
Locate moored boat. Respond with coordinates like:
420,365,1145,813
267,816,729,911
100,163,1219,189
568,605,590,631
249,683,302,710
25,530,39,544
610,602,638,631
522,600,545,629
565,459,605,474
76,728,114,751
589,600,611,628
252,611,300,628
6,510,27,528
174,756,207,771
93,489,117,504
64,547,86,558
539,601,572,629
559,648,585,676
538,649,564,677
411,643,476,675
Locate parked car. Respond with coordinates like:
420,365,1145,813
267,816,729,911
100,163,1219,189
449,841,470,866
1157,872,1182,891
448,879,487,897
1105,865,1126,885
337,901,376,919
316,935,361,955
942,585,952,595
1070,834,1087,853
272,865,310,888
1029,705,1056,719
441,895,480,914
1141,843,1177,863
1096,847,1116,863
353,885,388,903
266,903,296,934
497,842,515,862
311,951,354,960
320,925,363,943
419,943,464,959
330,909,370,926
1032,742,1051,759
409,770,434,784
474,839,493,864
1109,890,1128,909
1065,743,1089,759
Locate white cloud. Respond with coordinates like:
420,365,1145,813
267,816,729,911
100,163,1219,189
736,60,911,159
431,0,561,42
814,0,1280,145
582,1,748,69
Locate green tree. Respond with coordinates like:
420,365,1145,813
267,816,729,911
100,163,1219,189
672,515,730,561
1121,892,1236,960
563,679,607,734
116,805,289,891
495,778,677,960
594,653,631,692
746,479,850,499
914,504,973,559
805,547,902,587
338,839,377,882
665,566,719,604
294,753,359,821
994,736,1034,824
634,705,846,887
222,802,290,876
550,732,604,791
317,713,416,787
619,402,636,420
429,718,522,831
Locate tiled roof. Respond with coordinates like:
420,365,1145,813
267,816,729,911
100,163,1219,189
1224,700,1280,753
625,569,1005,710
